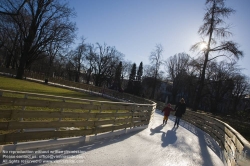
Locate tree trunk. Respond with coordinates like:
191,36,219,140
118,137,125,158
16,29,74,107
95,75,100,86
192,2,216,111
232,98,240,113
5,54,12,68
172,92,177,104
150,76,157,99
75,71,79,82
86,73,91,84
192,52,209,111
16,55,26,79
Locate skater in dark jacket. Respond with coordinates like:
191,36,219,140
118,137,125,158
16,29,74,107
161,103,174,125
174,98,186,127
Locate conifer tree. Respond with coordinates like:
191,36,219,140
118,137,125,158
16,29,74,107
114,61,122,91
134,62,143,96
137,62,143,81
126,63,136,94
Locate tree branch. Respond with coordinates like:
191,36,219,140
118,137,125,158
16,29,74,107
0,0,28,16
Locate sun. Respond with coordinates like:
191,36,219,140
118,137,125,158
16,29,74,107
200,42,207,50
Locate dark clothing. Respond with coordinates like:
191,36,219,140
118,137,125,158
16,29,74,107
174,117,181,127
162,106,174,116
174,102,186,118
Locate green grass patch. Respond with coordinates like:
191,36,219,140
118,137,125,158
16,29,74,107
0,76,111,101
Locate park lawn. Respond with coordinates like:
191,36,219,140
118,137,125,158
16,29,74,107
0,76,111,101
0,75,122,114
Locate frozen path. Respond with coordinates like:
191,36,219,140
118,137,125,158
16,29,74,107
77,110,224,166
2,110,224,166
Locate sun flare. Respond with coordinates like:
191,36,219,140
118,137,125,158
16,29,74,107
200,42,207,50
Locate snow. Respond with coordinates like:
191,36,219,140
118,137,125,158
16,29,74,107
1,110,225,166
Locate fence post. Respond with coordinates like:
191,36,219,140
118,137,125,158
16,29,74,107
86,101,93,132
130,106,135,129
14,94,27,144
125,110,130,132
59,99,65,121
20,94,27,122
95,103,103,137
55,99,65,140
112,110,118,132
86,110,91,130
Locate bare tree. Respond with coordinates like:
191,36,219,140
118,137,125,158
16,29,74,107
149,44,163,99
0,0,27,16
204,60,237,113
1,0,77,79
164,53,190,103
0,14,21,68
142,66,163,99
90,43,123,87
84,44,96,84
121,60,132,80
69,38,87,82
191,0,243,111
230,74,250,113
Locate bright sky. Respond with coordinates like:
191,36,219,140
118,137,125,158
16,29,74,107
68,0,250,77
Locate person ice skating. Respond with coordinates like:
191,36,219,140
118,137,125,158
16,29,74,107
161,103,174,125
174,98,186,128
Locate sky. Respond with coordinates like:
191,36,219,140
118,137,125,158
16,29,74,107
68,0,250,77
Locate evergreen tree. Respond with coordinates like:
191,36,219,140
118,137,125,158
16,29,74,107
134,62,143,96
126,63,136,94
137,62,143,81
114,61,122,91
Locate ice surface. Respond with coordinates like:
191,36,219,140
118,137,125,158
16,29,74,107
4,110,224,166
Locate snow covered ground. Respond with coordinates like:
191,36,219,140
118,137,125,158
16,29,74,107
1,110,225,166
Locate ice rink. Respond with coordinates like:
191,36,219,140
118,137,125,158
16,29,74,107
1,110,225,166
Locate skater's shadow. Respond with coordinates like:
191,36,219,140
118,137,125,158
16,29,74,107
161,127,177,147
150,124,164,135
